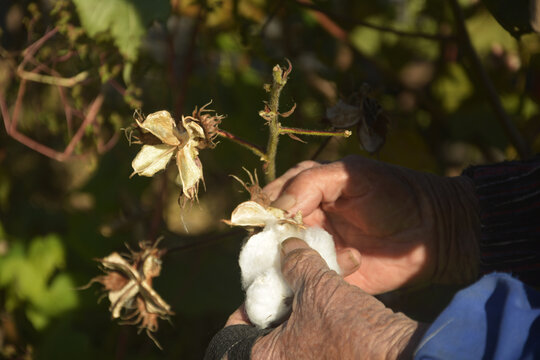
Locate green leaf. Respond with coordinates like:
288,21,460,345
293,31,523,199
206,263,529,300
482,0,539,37
28,234,65,281
32,273,78,317
72,0,171,61
0,242,25,287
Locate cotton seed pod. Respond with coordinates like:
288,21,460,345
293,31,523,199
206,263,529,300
130,110,206,202
326,99,362,128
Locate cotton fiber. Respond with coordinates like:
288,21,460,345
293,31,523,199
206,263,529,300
238,220,341,328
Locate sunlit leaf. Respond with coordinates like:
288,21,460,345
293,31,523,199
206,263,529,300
72,0,170,61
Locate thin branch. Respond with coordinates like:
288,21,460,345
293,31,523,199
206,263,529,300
16,67,89,87
294,0,453,41
280,126,351,138
0,88,105,161
20,28,59,68
448,0,532,159
97,131,121,154
10,79,26,133
217,129,268,161
63,94,104,157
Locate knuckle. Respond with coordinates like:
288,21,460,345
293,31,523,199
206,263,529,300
296,160,319,169
282,247,317,275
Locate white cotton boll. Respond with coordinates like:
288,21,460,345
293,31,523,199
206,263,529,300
239,222,303,289
303,227,341,274
245,267,293,329
240,223,341,328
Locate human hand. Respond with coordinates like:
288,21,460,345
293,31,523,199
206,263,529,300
264,155,480,294
225,238,428,359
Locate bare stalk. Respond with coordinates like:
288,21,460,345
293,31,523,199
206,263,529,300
262,61,291,182
280,126,351,138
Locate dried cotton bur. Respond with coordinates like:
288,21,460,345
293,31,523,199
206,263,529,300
224,170,341,328
84,241,172,349
129,102,224,204
326,84,390,154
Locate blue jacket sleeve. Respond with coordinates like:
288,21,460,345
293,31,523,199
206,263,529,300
414,273,540,360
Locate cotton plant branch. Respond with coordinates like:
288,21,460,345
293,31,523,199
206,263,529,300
294,0,455,41
217,129,268,161
210,60,349,183
0,26,125,162
279,126,351,138
0,90,105,161
257,60,350,182
448,0,532,159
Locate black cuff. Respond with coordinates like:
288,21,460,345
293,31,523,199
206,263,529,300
204,325,271,360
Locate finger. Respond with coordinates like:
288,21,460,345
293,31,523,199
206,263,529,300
225,304,251,327
263,160,320,201
271,161,355,216
280,237,335,292
336,247,361,277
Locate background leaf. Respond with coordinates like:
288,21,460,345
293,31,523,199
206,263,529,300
72,0,171,61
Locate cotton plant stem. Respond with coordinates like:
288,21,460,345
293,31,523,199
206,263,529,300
263,62,291,182
448,0,532,159
280,126,351,137
16,68,88,87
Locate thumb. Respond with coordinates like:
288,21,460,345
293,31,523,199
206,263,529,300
280,237,338,292
271,162,351,216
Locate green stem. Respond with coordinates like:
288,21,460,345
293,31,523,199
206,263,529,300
264,62,290,182
280,126,351,137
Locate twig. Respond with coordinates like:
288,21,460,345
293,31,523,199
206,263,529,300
448,0,532,159
20,28,59,68
62,94,104,157
97,131,121,154
294,0,453,41
16,67,88,87
217,129,267,161
279,126,351,137
0,89,104,161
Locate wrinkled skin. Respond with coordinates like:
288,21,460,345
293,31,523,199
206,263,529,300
265,156,480,294
223,156,480,358
227,238,429,359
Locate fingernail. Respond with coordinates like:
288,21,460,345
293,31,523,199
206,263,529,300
271,193,296,210
337,249,361,276
280,237,308,255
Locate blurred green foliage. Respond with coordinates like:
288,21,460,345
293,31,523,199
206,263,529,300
0,0,539,358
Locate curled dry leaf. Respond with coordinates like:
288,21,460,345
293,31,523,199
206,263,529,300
325,85,389,154
130,106,223,202
87,242,173,349
224,169,303,228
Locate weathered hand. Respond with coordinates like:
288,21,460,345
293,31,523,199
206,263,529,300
264,155,480,294
226,238,428,359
